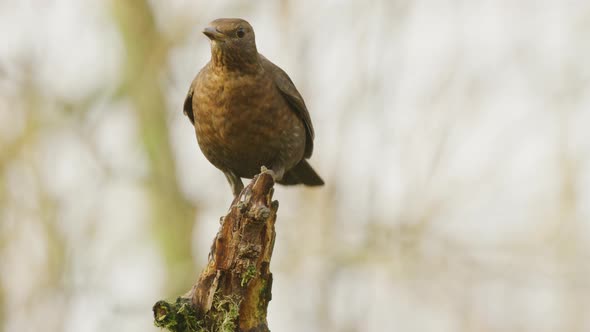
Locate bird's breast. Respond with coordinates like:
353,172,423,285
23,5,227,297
196,71,277,137
192,69,303,177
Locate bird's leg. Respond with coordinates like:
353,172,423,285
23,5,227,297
224,171,244,197
260,165,284,182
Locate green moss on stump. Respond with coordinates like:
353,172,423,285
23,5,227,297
240,264,258,287
153,297,203,332
153,295,240,332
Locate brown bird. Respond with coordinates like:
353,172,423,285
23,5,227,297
183,18,324,196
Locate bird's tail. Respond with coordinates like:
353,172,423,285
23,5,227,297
278,160,324,186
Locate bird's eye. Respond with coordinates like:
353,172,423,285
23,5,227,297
236,28,245,38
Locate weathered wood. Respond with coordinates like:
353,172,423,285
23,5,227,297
153,172,278,332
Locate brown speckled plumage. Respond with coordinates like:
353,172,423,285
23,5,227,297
184,18,324,196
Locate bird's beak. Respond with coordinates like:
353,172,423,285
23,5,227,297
202,26,225,41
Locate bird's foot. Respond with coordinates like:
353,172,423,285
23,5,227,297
260,166,284,182
260,166,276,179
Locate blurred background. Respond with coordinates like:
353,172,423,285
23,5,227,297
2,0,590,331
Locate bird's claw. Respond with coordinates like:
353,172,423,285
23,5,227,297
260,166,276,180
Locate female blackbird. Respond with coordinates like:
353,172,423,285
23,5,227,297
183,18,324,196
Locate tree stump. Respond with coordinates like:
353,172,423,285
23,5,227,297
153,172,278,332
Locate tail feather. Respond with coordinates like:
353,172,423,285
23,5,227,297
278,160,324,186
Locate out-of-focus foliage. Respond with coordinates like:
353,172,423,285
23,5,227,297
1,1,590,331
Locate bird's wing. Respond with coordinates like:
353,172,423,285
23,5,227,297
259,55,314,158
183,82,195,125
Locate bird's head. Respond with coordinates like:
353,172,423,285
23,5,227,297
203,18,259,70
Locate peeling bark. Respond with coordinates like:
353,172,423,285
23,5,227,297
154,172,277,332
